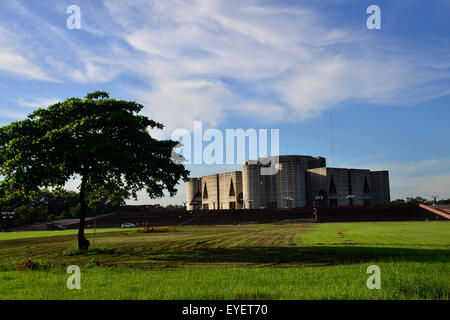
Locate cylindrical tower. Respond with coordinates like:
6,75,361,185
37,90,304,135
242,162,262,209
275,161,306,208
186,178,202,210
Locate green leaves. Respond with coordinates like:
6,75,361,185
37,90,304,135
85,91,110,100
0,91,189,201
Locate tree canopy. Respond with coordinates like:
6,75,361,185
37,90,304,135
0,91,189,249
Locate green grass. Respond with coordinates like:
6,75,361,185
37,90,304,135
296,221,450,248
0,228,123,241
1,262,448,300
63,245,116,256
0,221,448,300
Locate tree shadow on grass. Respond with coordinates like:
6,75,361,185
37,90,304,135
146,246,450,266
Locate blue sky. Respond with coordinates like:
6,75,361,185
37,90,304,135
0,0,449,204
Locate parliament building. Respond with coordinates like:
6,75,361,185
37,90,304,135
186,155,390,210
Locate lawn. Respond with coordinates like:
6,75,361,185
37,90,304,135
0,228,123,241
0,221,448,300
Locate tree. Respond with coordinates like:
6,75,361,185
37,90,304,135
391,197,434,205
86,184,128,215
0,91,189,249
405,196,431,205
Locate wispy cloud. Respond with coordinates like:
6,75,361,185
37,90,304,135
14,97,60,108
0,109,28,119
0,0,447,204
103,0,450,132
0,0,449,135
0,27,55,81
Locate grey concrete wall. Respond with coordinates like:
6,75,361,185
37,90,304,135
370,171,391,204
307,167,389,206
201,174,219,210
348,169,372,206
218,171,243,209
306,167,328,206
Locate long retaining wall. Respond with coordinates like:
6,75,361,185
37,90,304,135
66,204,448,229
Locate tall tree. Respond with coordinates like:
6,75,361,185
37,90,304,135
0,91,189,249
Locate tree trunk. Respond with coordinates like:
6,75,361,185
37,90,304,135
78,173,90,250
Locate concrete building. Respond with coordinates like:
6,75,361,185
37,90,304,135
186,155,390,210
306,167,390,206
187,171,244,210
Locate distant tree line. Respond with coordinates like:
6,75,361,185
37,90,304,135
391,197,450,205
0,187,125,229
120,203,186,212
151,204,185,211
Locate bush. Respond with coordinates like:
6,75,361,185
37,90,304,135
17,258,52,271
133,226,176,233
86,259,100,268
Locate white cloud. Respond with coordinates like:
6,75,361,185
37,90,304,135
0,0,448,204
102,0,450,129
0,27,54,81
0,1,123,84
0,0,448,131
134,78,233,136
14,97,60,108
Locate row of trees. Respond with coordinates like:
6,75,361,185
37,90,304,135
0,187,126,228
151,204,185,210
391,197,450,205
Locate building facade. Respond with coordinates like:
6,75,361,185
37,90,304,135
186,155,390,210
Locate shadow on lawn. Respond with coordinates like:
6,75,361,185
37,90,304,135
147,246,450,266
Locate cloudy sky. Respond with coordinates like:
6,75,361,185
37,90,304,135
0,0,449,204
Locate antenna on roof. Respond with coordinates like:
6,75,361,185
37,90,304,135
330,111,335,166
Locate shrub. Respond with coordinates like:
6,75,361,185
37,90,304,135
133,226,176,233
86,259,100,268
17,258,51,271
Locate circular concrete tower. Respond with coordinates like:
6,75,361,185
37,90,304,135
243,162,263,209
186,178,202,210
275,160,306,208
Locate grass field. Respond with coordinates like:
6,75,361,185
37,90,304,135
0,221,449,300
0,228,124,241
